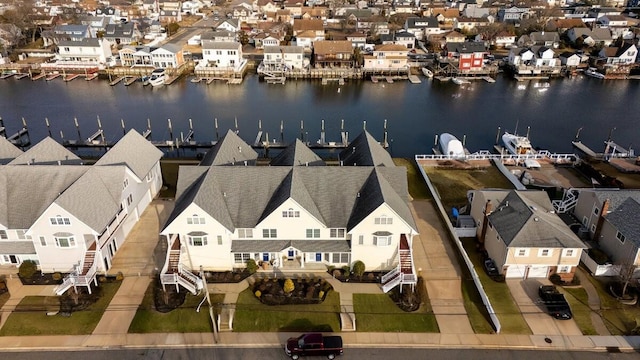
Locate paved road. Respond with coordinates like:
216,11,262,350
0,348,637,360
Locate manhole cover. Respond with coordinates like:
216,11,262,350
544,337,552,344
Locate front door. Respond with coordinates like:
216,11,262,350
288,249,295,260
263,253,270,261
315,253,322,262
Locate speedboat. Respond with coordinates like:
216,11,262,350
148,68,166,87
451,77,470,85
502,132,535,155
422,67,433,78
585,68,605,79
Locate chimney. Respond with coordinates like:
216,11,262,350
479,200,493,246
593,198,610,242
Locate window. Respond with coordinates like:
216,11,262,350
593,206,600,216
55,235,76,248
373,234,392,246
516,248,529,257
126,193,133,206
563,249,575,257
217,236,223,245
262,229,277,238
330,228,345,238
538,249,551,257
234,253,251,263
282,208,300,218
331,253,350,263
17,230,30,240
39,236,47,246
358,235,364,245
306,229,320,238
558,266,570,273
123,178,129,189
188,232,208,246
187,215,206,225
0,230,7,239
50,216,71,226
616,231,626,243
374,216,393,225
238,229,253,238
590,223,596,232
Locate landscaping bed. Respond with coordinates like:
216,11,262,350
251,276,333,305
327,268,382,284
204,270,252,283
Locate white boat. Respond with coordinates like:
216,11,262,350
502,132,536,156
438,133,466,159
422,67,433,78
585,67,605,79
517,84,526,90
538,88,548,93
451,77,470,85
148,68,166,87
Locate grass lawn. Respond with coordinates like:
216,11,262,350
393,158,431,200
234,288,341,332
461,239,531,335
581,273,640,335
424,166,514,210
128,283,216,333
0,282,121,336
461,277,495,334
0,291,9,309
563,287,597,335
353,294,438,332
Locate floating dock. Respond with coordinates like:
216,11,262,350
109,76,125,86
64,74,80,82
45,73,61,81
0,73,14,79
14,73,29,80
31,73,46,81
124,76,138,86
408,75,421,84
85,73,98,81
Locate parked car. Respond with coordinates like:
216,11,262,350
483,258,499,277
285,333,343,359
538,285,572,320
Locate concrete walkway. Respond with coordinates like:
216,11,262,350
0,277,57,329
410,200,474,334
575,267,611,336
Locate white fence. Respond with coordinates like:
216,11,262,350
581,251,621,277
415,157,501,333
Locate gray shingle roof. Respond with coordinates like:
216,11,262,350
0,137,23,164
487,190,585,249
270,139,325,166
94,129,163,179
604,197,640,247
232,239,350,252
166,166,415,233
590,189,640,212
9,137,81,165
202,41,241,50
0,241,36,254
199,129,258,166
339,130,394,167
0,166,89,229
55,166,125,232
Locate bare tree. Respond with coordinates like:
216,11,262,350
0,0,37,45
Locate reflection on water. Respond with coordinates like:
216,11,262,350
0,74,638,157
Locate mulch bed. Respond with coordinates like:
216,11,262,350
252,277,333,305
327,269,383,283
153,278,187,313
19,271,64,285
0,280,7,295
59,276,119,314
205,270,252,283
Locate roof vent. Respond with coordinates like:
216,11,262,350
357,192,360,198
238,146,242,153
223,192,227,197
534,217,539,222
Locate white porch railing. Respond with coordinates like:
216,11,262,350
98,210,128,248
54,277,75,296
161,266,203,295
552,188,580,214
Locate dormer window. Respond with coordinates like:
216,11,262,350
282,208,300,218
374,215,393,225
50,215,71,226
187,214,205,225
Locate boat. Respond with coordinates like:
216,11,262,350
585,67,605,79
421,67,433,78
517,84,526,90
502,132,536,156
451,77,470,85
538,88,548,93
148,68,166,87
438,133,466,159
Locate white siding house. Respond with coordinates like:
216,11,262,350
202,41,243,68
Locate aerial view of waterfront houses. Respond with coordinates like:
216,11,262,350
2,0,640,83
2,0,640,352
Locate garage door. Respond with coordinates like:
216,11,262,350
505,264,526,278
527,266,549,278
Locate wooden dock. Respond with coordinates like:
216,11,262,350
45,73,61,81
371,76,379,83
572,141,598,158
109,76,125,86
124,76,138,86
64,74,80,82
265,77,285,84
31,73,46,81
85,73,98,81
228,78,243,85
408,75,421,84
483,76,496,83
385,77,394,84
0,73,14,79
14,73,29,80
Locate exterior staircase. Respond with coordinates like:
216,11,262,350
552,188,580,213
160,235,203,295
54,244,98,295
381,234,417,293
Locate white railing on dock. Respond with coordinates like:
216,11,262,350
415,151,577,163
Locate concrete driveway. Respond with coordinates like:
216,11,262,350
506,279,582,336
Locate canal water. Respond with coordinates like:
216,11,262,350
0,74,637,158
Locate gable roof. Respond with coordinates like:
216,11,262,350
339,130,394,167
588,189,640,212
9,137,81,165
605,197,640,247
199,129,258,166
447,41,486,53
93,129,163,179
487,190,585,249
293,19,324,32
270,139,325,166
0,137,23,164
406,17,439,29
313,40,353,54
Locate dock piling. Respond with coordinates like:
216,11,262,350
495,126,501,144
142,118,152,139
280,120,284,144
234,117,238,134
320,119,325,145
121,118,126,136
383,119,388,148
168,119,173,141
45,117,52,137
215,118,219,140
75,117,81,140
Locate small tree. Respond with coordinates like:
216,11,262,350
18,260,37,279
283,278,295,294
246,259,258,274
352,260,365,279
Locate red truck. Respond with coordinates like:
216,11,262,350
285,333,343,359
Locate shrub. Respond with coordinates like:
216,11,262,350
549,273,563,285
342,265,351,277
116,272,124,281
254,290,262,298
352,260,365,278
52,272,62,281
327,265,335,274
18,260,38,279
283,278,295,294
246,259,258,274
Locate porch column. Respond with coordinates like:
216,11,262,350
300,253,305,268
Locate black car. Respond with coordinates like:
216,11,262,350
483,258,500,277
539,285,573,320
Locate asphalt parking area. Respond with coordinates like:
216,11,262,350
506,279,582,336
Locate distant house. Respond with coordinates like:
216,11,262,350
442,30,466,45
453,17,490,33
293,19,325,51
217,19,240,33
497,6,530,23
519,31,560,48
598,43,638,67
346,32,367,49
103,22,141,45
445,42,486,72
380,31,415,50
404,17,440,41
43,24,94,47
469,189,585,281
546,18,586,32
262,45,305,70
151,43,185,68
55,38,112,65
201,30,236,44
313,40,354,68
494,31,517,48
559,52,582,67
363,44,409,71
571,189,640,276
202,41,243,69
567,27,613,47
119,45,153,67
597,15,633,40
159,2,182,23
